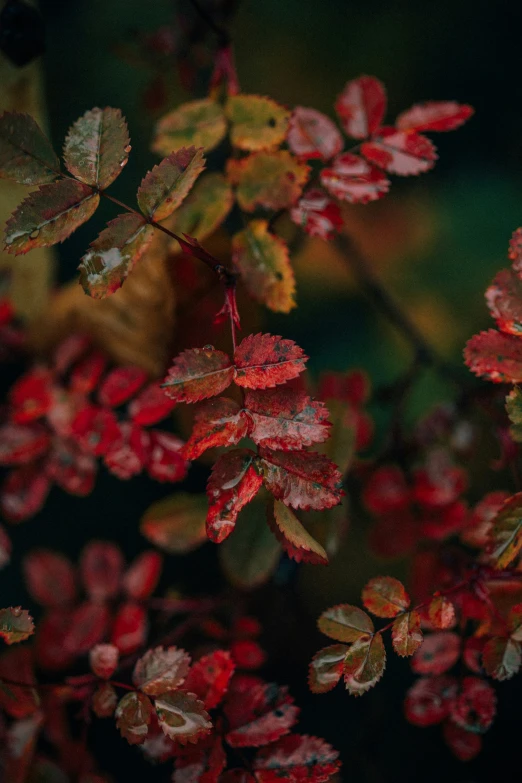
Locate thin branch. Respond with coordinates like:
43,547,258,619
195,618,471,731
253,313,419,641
187,0,231,46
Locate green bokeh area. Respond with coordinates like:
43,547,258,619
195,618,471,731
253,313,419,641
3,0,522,780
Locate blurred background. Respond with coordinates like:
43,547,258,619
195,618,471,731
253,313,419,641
1,0,522,780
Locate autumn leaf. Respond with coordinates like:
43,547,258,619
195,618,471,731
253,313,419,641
361,128,437,176
405,675,457,727
361,576,410,618
206,449,263,543
489,492,522,568
111,601,148,655
163,172,233,245
63,107,130,189
391,611,423,657
23,550,77,608
152,98,226,155
154,691,212,744
219,496,281,588
232,220,296,313
320,152,390,203
287,106,343,161
79,212,155,298
485,268,522,335
123,551,163,601
226,150,309,212
133,646,191,696
0,111,60,184
163,347,234,403
115,691,153,745
80,541,123,601
140,492,208,554
464,329,522,383
290,188,343,240
98,366,148,408
396,101,474,132
411,632,460,675
269,500,328,565
451,677,496,733
335,76,386,138
308,644,348,693
0,608,34,644
482,637,521,681
234,333,307,389
0,422,50,465
147,430,187,484
1,465,51,523
253,734,341,782
343,633,386,693
173,736,227,783
429,596,456,629
183,397,249,460
137,147,205,221
4,179,99,254
183,650,235,709
260,449,344,511
317,604,374,643
129,382,177,426
226,94,290,151
506,387,522,442
224,676,299,747
443,721,482,762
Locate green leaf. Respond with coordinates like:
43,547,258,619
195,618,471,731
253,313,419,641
4,179,99,255
163,172,233,247
317,604,374,643
506,387,522,442
0,607,34,644
226,94,290,151
489,492,522,569
0,112,60,185
219,496,281,589
232,220,296,313
137,147,205,221
152,99,227,155
78,212,154,298
140,493,208,554
63,107,130,189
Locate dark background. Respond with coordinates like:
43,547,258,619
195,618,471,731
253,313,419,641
3,0,522,780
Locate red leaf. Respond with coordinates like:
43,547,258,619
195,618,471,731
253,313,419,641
1,465,50,523
362,465,410,515
34,610,75,671
9,368,52,423
69,352,107,394
111,601,148,655
245,387,330,450
92,682,118,718
361,128,437,176
0,607,34,644
509,227,522,275
362,576,410,618
123,551,162,600
70,405,120,456
413,454,466,509
133,646,191,695
182,397,248,460
103,422,151,479
392,611,423,657
128,382,177,425
224,675,299,747
115,691,153,745
308,644,348,693
464,329,522,382
485,268,522,335
80,541,123,601
253,734,341,782
411,631,460,675
53,334,90,374
443,720,482,762
234,334,307,389
405,675,457,727
206,449,263,542
396,102,474,132
89,643,119,679
320,153,390,203
290,188,343,241
183,650,235,709
0,422,50,465
163,347,234,403
260,449,344,511
450,677,496,733
0,648,38,718
335,76,386,138
173,735,226,783
63,601,111,656
230,639,266,670
147,430,187,483
154,691,212,745
269,500,328,565
287,107,343,161
428,596,456,629
23,549,76,608
98,366,148,407
45,439,97,496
